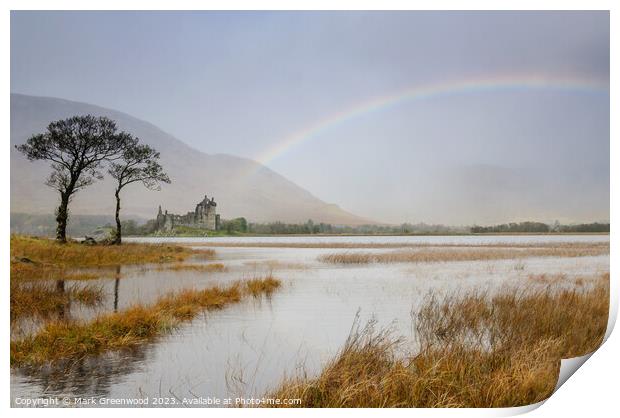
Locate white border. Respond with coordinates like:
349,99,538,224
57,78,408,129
2,2,616,417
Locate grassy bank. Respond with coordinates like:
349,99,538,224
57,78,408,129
268,274,608,407
11,276,281,368
10,233,224,333
318,245,608,264
11,234,214,269
10,234,215,281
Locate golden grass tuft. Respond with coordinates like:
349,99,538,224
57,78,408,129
245,274,282,297
11,276,281,368
10,281,104,321
318,246,608,264
267,274,608,408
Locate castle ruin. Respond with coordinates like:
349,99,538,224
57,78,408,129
156,195,220,232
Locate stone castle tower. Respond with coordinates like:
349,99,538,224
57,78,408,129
194,195,218,230
156,194,220,232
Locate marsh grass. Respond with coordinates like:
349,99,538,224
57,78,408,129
10,262,121,282
245,274,282,297
10,281,104,321
154,262,227,272
268,274,608,408
11,276,281,368
318,246,608,264
10,235,215,281
10,261,63,282
243,260,309,270
10,234,219,336
527,273,567,285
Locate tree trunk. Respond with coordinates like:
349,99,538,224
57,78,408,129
113,266,121,312
56,193,70,243
114,189,122,245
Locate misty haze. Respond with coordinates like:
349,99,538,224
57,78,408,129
10,11,609,226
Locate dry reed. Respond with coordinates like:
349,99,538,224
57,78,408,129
268,274,609,407
318,246,608,264
245,274,282,297
11,276,281,368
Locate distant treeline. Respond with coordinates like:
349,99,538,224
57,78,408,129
554,223,610,233
11,213,115,237
119,219,463,236
10,213,145,238
470,222,609,234
11,213,610,237
244,220,463,235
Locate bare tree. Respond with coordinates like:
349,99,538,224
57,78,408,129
16,116,127,242
108,139,170,244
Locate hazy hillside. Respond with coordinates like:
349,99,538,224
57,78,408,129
10,94,371,225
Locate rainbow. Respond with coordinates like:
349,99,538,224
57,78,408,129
253,74,608,168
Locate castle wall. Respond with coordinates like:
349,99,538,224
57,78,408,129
156,195,219,232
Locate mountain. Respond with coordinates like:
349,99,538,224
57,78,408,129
10,94,371,226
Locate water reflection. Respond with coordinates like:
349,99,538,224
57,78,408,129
11,235,610,406
12,344,150,404
55,280,67,320
114,266,121,312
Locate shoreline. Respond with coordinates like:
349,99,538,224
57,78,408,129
126,231,610,238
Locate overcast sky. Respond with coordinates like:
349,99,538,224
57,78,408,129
11,11,609,224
